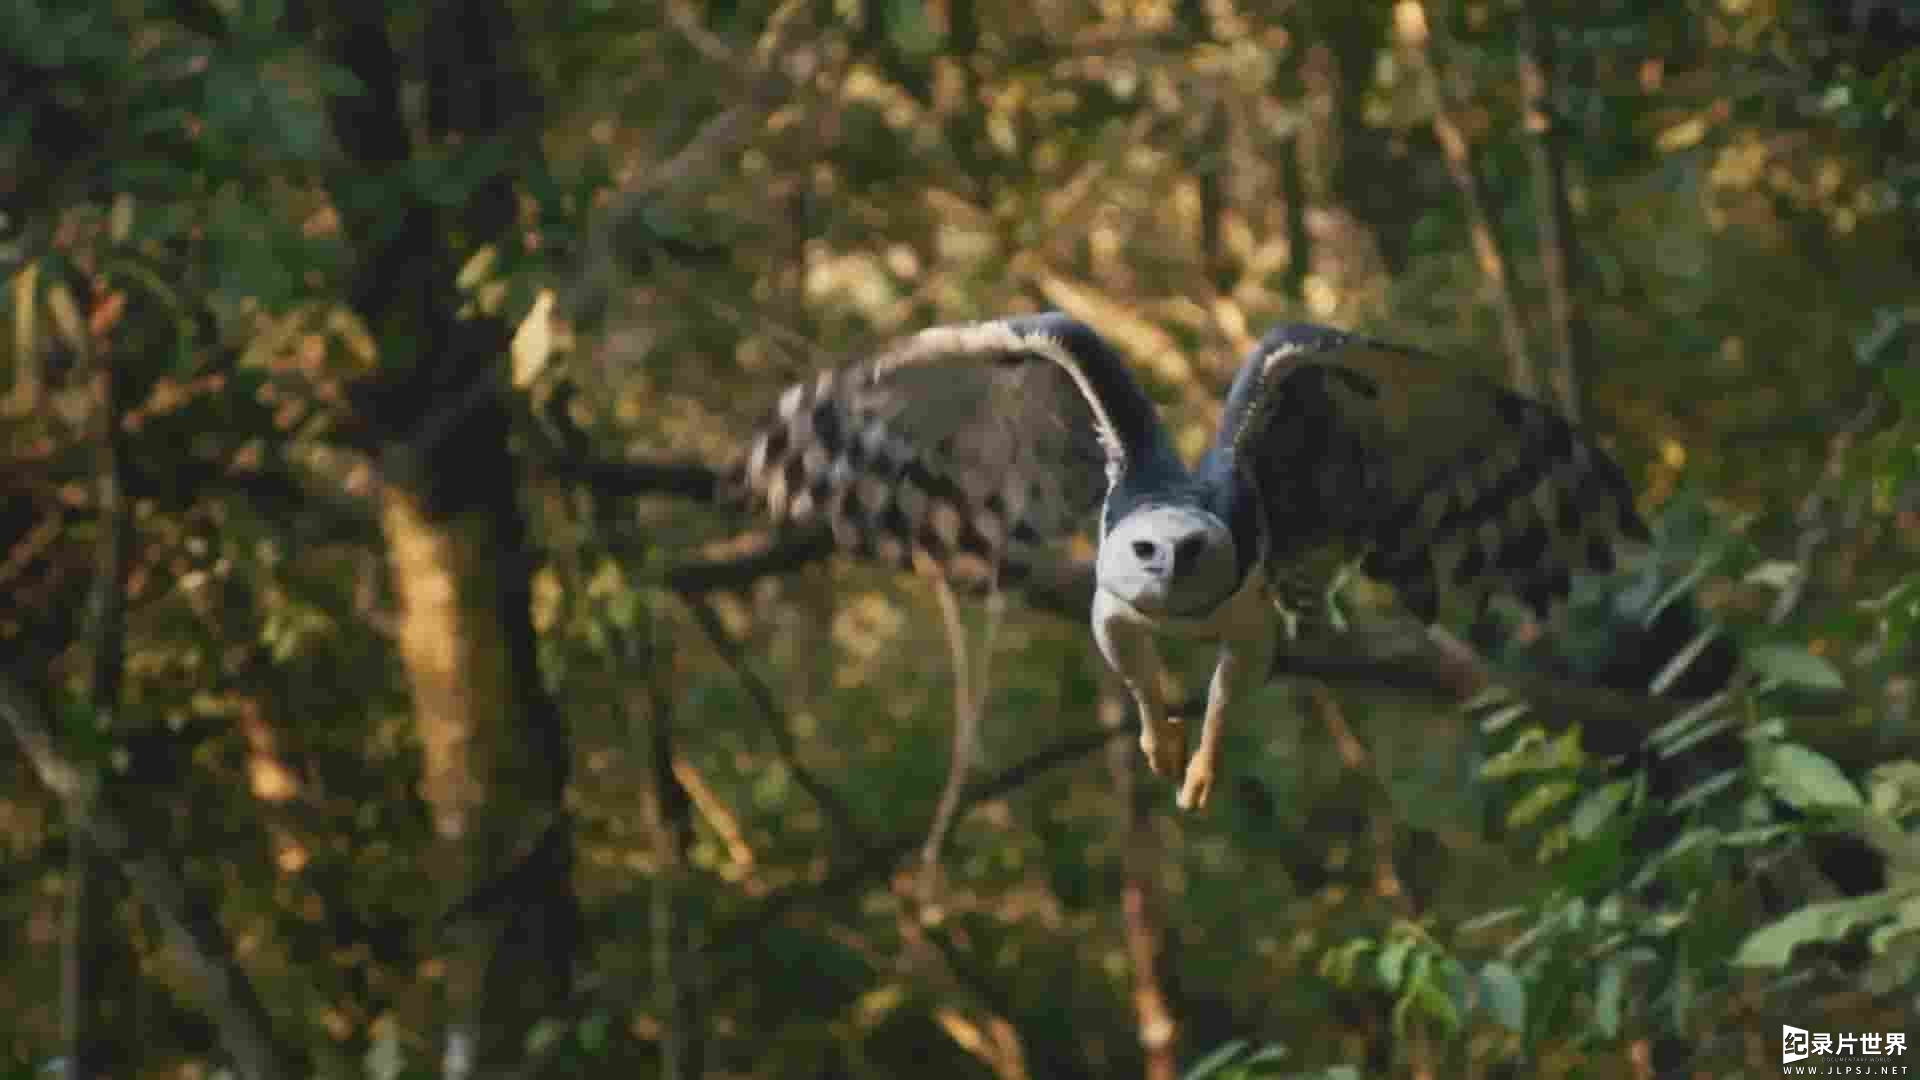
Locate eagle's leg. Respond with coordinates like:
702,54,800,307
1176,621,1278,812
1092,591,1185,781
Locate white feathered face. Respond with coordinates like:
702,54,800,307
1095,505,1240,619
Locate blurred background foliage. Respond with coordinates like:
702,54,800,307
2,0,1917,1076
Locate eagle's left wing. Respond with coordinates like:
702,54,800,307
1218,323,1648,623
731,312,1180,584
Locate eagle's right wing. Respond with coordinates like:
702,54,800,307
1219,322,1649,623
733,312,1179,584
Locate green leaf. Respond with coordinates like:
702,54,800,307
1763,744,1865,812
1317,939,1374,987
1182,1039,1248,1080
1479,701,1532,734
1855,306,1915,369
1746,644,1845,692
577,1010,610,1054
1457,906,1528,935
1743,560,1802,590
1408,974,1460,1036
1670,767,1742,813
884,0,940,55
1374,939,1412,988
1868,761,1920,819
1507,780,1578,828
1592,955,1626,1038
1644,538,1734,627
1733,893,1901,967
524,1018,565,1055
1477,961,1526,1032
1648,625,1724,696
1240,1044,1289,1067
1571,779,1635,840
1650,698,1738,760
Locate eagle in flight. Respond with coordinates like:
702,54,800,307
731,313,1646,811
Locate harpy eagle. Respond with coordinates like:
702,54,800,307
733,313,1647,810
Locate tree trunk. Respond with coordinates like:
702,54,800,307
316,0,580,1067
378,389,578,1072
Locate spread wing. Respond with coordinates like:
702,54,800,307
732,312,1178,584
1220,322,1649,622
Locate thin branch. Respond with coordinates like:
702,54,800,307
1770,393,1885,626
67,294,134,1080
663,532,836,594
896,907,1038,1080
633,610,703,1080
2,676,301,1080
513,719,1128,1070
1516,0,1590,420
546,456,723,504
680,596,874,852
570,0,809,320
671,758,758,875
1310,686,1417,918
1400,0,1536,394
1103,689,1177,1080
918,577,1001,899
700,721,1122,973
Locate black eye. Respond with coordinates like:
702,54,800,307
1174,535,1206,569
1131,539,1157,559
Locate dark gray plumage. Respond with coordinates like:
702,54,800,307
732,312,1648,809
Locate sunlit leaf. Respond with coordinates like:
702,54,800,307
109,193,134,244
577,1011,610,1054
1571,779,1635,840
1762,743,1864,811
10,259,39,368
1743,560,1802,590
1868,761,1920,819
1477,962,1526,1032
1182,1039,1249,1080
46,281,85,352
1746,644,1845,692
1648,625,1723,696
1508,780,1578,828
1479,701,1532,734
1375,939,1412,988
1591,952,1627,1038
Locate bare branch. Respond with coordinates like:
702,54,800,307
1771,393,1886,625
545,456,723,504
1103,689,1177,1080
1309,686,1417,917
633,612,703,1080
664,533,837,594
521,719,1127,1061
918,577,1000,899
67,299,135,1080
1400,0,1536,394
1517,0,1590,420
570,0,811,319
680,596,875,852
702,721,1123,970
